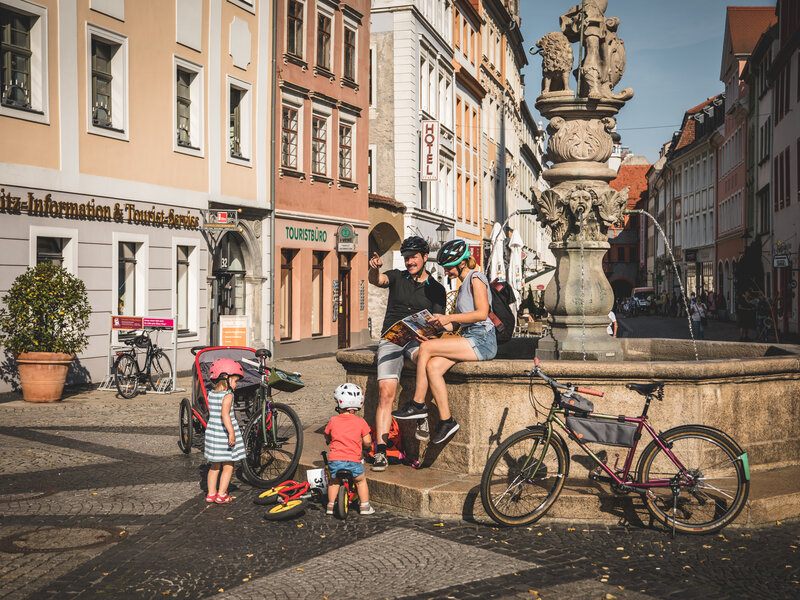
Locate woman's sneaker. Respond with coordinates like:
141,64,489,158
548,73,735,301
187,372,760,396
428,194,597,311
415,418,430,442
431,419,459,444
392,402,428,420
371,451,388,472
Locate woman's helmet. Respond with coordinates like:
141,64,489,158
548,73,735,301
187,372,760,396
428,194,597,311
400,236,430,257
334,383,364,410
437,239,470,267
209,358,244,381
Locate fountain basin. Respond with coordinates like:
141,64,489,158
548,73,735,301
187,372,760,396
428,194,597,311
338,338,800,477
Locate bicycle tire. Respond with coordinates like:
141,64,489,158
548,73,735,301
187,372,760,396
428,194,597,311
241,403,303,488
178,397,193,453
263,499,307,520
637,425,749,534
149,350,173,392
254,483,294,506
336,485,348,520
113,354,139,399
480,427,569,526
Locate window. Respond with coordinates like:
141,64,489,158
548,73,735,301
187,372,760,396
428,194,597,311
368,45,374,106
87,24,128,138
281,104,298,169
118,241,138,316
316,12,331,71
36,237,65,266
343,26,355,81
311,251,324,336
176,246,190,332
287,0,303,58
280,250,293,340
0,1,47,122
338,122,352,180
30,227,77,273
368,144,376,193
174,57,203,155
227,77,251,164
312,114,327,175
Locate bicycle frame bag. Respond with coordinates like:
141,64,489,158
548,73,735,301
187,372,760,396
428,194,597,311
566,416,637,448
267,368,304,392
559,393,594,415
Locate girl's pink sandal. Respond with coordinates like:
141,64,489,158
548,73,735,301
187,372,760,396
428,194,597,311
205,494,217,503
214,493,232,504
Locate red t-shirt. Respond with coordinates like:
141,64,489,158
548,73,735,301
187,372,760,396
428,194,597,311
324,412,370,462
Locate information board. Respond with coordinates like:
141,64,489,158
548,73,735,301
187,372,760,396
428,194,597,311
220,315,248,346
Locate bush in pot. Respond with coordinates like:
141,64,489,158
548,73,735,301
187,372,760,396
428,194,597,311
0,263,91,402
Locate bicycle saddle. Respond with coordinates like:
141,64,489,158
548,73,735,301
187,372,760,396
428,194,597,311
626,382,664,396
256,348,272,359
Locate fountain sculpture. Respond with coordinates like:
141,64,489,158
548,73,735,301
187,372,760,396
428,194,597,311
533,0,634,361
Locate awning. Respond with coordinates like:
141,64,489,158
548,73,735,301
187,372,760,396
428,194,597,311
524,266,556,284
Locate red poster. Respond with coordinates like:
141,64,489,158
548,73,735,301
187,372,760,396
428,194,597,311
469,245,482,267
111,316,143,330
143,318,174,329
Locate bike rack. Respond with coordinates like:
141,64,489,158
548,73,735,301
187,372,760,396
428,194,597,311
97,315,185,394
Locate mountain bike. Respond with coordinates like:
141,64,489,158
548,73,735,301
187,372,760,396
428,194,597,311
113,329,173,398
239,350,304,488
480,358,750,535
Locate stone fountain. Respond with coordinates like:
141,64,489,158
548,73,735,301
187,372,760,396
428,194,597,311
532,0,634,361
324,0,800,525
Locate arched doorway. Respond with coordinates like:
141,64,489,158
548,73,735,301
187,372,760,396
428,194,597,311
211,232,247,344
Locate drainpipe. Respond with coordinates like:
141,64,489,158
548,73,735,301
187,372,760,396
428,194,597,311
268,0,277,356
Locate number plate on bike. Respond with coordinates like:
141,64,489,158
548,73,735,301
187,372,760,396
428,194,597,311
267,368,304,392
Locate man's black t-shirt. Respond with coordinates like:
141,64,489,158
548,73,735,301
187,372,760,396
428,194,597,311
380,269,447,335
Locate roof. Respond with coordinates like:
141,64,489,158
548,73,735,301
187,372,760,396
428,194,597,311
610,164,650,208
727,7,777,55
671,94,724,153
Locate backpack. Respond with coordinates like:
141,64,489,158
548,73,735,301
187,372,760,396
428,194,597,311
487,278,516,344
367,418,420,468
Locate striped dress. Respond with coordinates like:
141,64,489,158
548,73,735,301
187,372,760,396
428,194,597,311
204,390,246,462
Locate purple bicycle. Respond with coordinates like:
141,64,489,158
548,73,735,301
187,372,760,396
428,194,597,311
480,358,750,535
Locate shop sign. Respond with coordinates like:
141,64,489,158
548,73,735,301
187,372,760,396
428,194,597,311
0,189,199,229
337,223,356,252
284,225,328,243
202,210,239,229
111,316,143,330
469,244,482,266
684,249,697,262
774,255,790,268
420,120,439,181
219,315,248,346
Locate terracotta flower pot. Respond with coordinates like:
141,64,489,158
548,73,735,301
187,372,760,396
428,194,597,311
15,352,74,402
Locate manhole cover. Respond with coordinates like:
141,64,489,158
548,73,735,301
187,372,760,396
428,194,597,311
0,526,126,553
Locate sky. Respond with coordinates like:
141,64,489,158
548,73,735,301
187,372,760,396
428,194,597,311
519,0,777,163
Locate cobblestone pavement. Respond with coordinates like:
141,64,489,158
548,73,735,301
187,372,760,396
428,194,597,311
1,355,799,600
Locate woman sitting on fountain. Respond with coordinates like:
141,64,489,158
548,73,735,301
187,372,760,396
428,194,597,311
391,239,497,445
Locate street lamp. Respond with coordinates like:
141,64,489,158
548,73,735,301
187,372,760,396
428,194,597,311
436,219,450,247
530,250,540,271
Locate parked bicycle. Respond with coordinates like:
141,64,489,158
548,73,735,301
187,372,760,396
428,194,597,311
480,358,750,535
113,328,173,398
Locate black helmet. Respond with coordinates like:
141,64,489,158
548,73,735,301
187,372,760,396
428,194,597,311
400,236,429,257
437,239,470,267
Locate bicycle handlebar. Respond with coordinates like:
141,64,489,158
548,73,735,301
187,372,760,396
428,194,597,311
527,358,605,397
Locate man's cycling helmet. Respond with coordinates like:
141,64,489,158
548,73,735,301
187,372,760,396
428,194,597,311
437,239,470,267
209,358,244,381
334,383,364,411
400,235,430,257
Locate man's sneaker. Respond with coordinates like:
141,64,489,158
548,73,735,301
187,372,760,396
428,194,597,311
431,419,459,445
392,402,428,420
415,418,430,442
371,452,388,471
359,503,376,515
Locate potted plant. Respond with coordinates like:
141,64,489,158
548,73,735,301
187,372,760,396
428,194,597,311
0,263,91,402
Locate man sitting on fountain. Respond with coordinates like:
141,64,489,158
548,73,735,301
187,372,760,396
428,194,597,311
368,236,447,471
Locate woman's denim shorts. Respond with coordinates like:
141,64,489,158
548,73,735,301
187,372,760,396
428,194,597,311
461,325,497,361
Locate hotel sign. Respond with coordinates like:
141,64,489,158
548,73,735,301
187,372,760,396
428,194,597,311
420,120,439,181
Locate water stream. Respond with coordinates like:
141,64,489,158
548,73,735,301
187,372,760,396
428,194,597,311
578,209,587,361
624,208,699,361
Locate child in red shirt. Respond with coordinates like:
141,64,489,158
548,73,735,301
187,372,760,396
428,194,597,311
324,383,374,515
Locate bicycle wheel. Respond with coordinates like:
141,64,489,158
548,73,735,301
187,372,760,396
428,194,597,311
241,403,303,488
480,427,568,526
336,485,348,520
263,499,307,520
113,354,139,399
637,425,749,534
149,351,173,392
178,397,193,454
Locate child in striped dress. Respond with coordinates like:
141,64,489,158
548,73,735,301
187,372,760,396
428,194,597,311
205,359,246,503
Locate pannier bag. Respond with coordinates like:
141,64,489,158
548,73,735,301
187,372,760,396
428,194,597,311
267,368,304,392
566,416,637,447
559,394,594,414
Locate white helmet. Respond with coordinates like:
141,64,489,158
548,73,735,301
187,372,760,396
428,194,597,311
334,383,364,411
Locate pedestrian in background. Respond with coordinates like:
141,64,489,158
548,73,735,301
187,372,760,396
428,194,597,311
607,310,618,337
690,297,707,340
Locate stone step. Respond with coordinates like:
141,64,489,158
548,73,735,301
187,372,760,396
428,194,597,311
294,425,800,528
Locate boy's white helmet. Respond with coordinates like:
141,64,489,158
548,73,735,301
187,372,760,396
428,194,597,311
334,383,364,410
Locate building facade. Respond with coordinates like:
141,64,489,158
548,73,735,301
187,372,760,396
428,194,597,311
273,0,371,357
0,0,274,391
